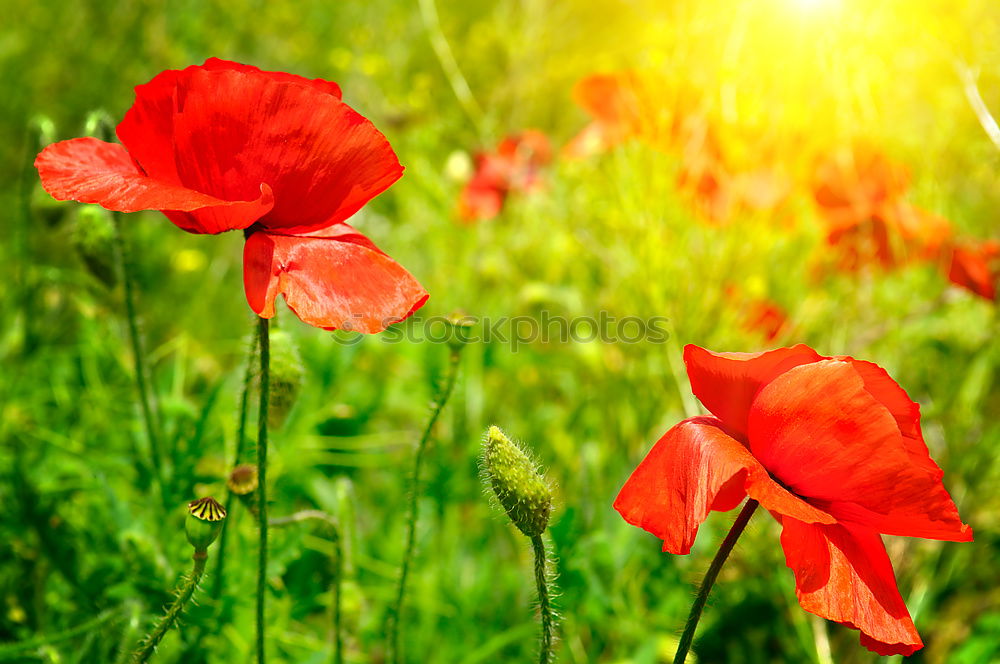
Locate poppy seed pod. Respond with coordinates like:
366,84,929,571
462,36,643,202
186,497,227,552
265,329,304,428
227,464,260,515
227,464,259,495
482,426,552,537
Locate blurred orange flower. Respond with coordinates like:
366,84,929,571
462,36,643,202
946,240,999,301
811,145,952,270
458,130,551,221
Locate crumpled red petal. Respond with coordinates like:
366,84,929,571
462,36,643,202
614,416,834,555
780,518,922,656
116,62,400,235
34,137,274,231
243,224,428,332
683,344,823,440
748,360,972,542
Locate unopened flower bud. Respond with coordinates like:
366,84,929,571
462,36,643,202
444,311,476,350
266,329,304,428
186,497,226,552
70,205,117,286
482,426,553,537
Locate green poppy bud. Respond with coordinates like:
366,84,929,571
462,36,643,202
185,497,226,553
444,311,477,350
482,426,553,537
70,205,117,286
266,329,304,428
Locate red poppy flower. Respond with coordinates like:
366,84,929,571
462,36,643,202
457,130,551,221
811,146,952,271
947,240,999,301
614,344,972,656
35,59,427,332
565,72,696,159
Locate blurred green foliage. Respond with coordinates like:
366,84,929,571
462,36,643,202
1,0,999,662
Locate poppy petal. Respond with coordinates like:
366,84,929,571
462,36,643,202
117,60,341,191
171,68,401,234
200,58,342,98
116,65,398,235
34,138,273,231
780,519,922,656
683,344,823,439
948,243,997,301
613,416,834,555
748,360,972,542
243,225,428,332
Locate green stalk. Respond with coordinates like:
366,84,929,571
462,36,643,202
673,499,759,664
130,554,207,663
256,316,271,664
417,0,485,136
112,212,164,501
211,327,260,601
388,346,463,663
530,534,554,664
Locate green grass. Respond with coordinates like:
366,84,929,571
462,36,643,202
2,1,999,662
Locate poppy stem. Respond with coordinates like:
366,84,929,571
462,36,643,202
530,534,555,664
673,498,759,664
211,326,260,601
112,212,164,503
130,552,208,663
387,344,464,664
256,316,271,664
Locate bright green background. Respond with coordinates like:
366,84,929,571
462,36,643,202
1,1,998,662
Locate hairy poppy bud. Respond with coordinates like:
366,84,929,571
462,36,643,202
266,329,304,428
482,426,552,537
70,205,117,286
186,497,226,553
444,311,476,350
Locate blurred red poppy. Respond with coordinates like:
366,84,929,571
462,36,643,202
811,146,951,270
615,344,972,656
563,72,645,159
947,240,999,301
458,130,551,221
35,59,427,332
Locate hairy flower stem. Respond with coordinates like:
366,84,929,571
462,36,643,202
674,499,759,664
113,212,164,502
388,346,463,664
211,328,260,601
130,553,208,663
256,316,271,664
530,534,555,664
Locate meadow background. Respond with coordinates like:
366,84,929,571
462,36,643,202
2,0,999,662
